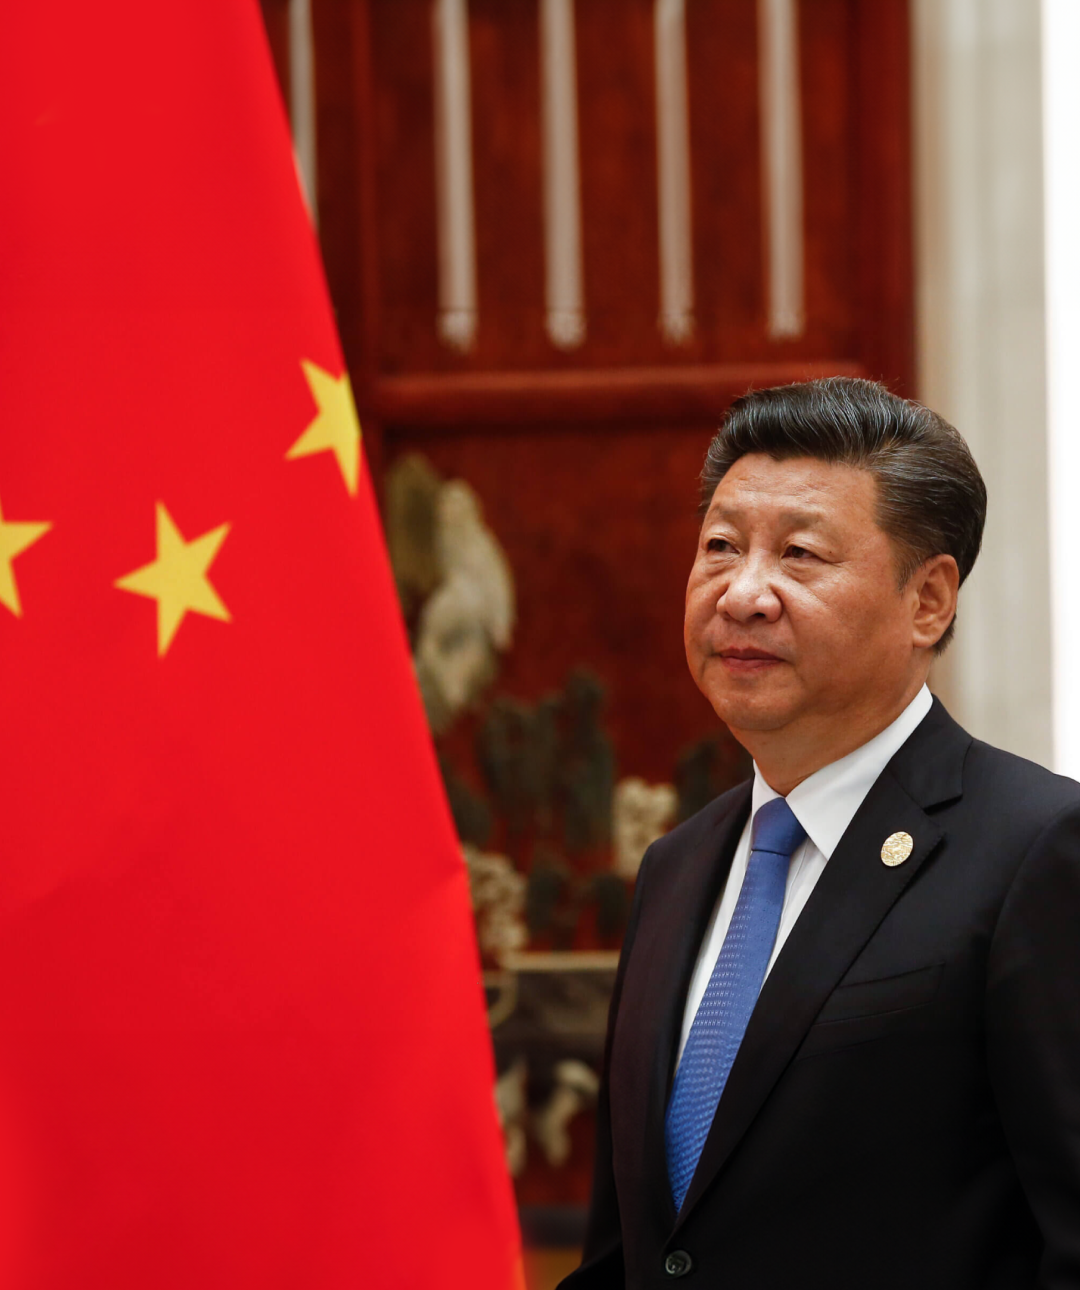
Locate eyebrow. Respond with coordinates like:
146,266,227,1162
704,504,832,529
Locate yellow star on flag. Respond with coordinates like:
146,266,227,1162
0,494,51,618
286,359,362,496
115,502,231,656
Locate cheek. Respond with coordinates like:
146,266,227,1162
683,587,714,656
683,605,703,657
684,572,712,620
793,587,905,663
786,586,878,654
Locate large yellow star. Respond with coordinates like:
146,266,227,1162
0,490,50,616
115,502,231,656
285,359,362,496
0,495,51,618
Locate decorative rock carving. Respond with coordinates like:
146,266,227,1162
495,1056,602,1176
386,456,515,734
414,482,515,732
463,843,528,962
385,454,443,619
532,1059,601,1168
612,777,678,880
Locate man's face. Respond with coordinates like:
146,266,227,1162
685,454,923,741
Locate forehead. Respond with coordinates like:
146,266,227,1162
703,453,879,529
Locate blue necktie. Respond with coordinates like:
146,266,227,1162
665,796,807,1212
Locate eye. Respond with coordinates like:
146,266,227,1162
706,536,736,554
784,544,815,560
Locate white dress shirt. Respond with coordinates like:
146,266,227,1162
675,684,934,1066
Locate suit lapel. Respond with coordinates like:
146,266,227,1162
630,781,751,1227
672,699,969,1228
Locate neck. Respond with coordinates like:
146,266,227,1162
732,675,928,796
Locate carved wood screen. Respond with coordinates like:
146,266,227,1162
263,0,912,1234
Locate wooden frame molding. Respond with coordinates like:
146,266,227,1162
368,360,865,426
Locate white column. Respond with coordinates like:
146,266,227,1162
432,0,479,352
288,0,317,222
540,0,586,350
912,0,1051,764
654,0,694,345
1042,0,1080,777
758,0,804,339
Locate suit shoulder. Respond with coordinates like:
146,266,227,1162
963,737,1080,824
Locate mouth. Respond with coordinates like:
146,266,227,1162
716,647,785,674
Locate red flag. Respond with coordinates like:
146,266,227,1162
0,5,521,1287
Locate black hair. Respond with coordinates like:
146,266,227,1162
700,377,987,650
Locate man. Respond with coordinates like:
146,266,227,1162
561,378,1080,1289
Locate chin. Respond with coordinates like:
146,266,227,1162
707,689,797,735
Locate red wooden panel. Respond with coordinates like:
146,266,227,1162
335,0,912,397
799,0,856,357
369,0,441,374
686,0,765,362
470,0,547,361
853,0,914,392
573,0,661,365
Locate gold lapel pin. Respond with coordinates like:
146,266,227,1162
881,831,914,866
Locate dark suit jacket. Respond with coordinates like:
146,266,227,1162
560,699,1080,1289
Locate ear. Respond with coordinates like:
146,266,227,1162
910,554,960,649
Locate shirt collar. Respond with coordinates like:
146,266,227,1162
750,685,934,859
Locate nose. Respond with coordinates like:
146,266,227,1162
719,552,782,623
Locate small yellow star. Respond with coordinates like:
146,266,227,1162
115,502,231,656
0,495,51,619
286,359,362,496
